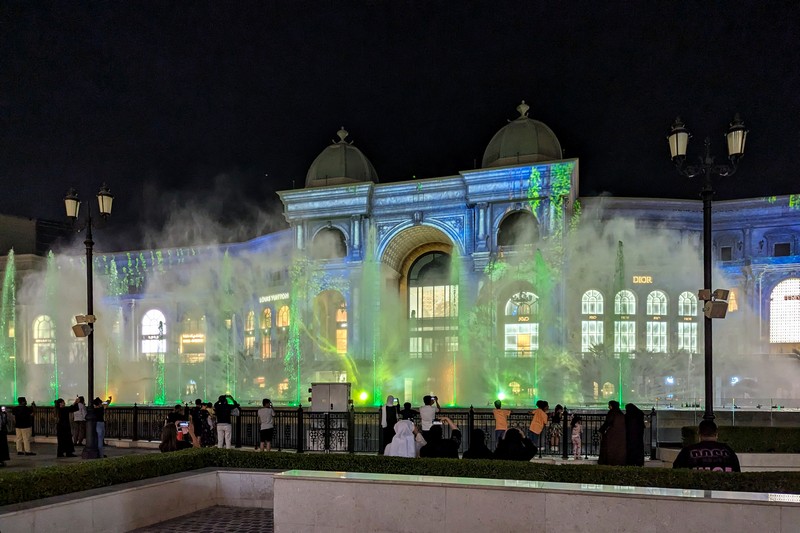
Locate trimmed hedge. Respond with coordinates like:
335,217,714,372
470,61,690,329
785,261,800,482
681,426,800,453
1,447,800,506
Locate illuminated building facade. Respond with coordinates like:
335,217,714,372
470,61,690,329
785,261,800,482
2,103,800,407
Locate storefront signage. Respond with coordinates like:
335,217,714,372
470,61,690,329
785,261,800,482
632,276,653,284
259,292,290,304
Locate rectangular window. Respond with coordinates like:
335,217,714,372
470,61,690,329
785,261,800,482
261,336,272,359
646,321,668,353
180,333,206,364
774,243,791,257
581,320,604,353
614,321,635,353
678,322,697,353
244,335,255,356
720,246,732,261
336,328,347,354
504,323,538,357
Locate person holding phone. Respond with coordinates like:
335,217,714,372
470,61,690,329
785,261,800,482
213,394,240,449
72,396,87,446
258,398,276,452
55,397,80,458
419,395,440,443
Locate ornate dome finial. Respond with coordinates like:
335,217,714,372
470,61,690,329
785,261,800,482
336,127,349,143
517,100,530,118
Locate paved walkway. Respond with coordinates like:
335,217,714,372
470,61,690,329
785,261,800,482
1,441,158,471
130,506,273,533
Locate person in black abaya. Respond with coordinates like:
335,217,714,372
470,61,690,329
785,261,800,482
0,407,10,466
462,428,494,459
55,398,80,458
494,427,536,461
624,403,646,466
598,400,626,466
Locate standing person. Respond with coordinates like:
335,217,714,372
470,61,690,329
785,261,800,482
570,414,582,460
549,404,564,452
11,397,35,456
55,398,79,457
93,396,112,458
189,399,204,430
213,394,239,449
380,395,400,454
201,402,216,447
492,400,511,447
624,403,646,466
72,396,87,446
419,395,440,443
257,398,276,451
399,402,418,421
598,400,626,466
0,406,10,467
673,420,741,472
527,400,549,449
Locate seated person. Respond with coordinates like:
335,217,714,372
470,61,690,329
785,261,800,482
399,402,418,421
462,428,494,460
494,427,536,461
673,420,741,472
419,416,461,459
384,420,426,458
159,420,199,452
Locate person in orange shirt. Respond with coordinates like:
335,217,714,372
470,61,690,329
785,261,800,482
492,400,511,448
528,400,549,449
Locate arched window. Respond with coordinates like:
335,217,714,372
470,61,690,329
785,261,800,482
677,291,698,353
33,315,55,364
678,291,698,316
646,291,668,315
646,290,668,353
408,251,458,359
614,290,635,353
277,305,290,328
261,308,273,359
141,309,167,362
244,310,255,357
614,290,636,315
310,227,347,260
497,211,539,248
581,290,604,353
770,278,800,343
504,291,538,357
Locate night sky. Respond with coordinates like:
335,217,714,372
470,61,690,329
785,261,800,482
2,1,799,249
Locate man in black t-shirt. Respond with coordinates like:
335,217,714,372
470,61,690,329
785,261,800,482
11,397,35,456
673,420,741,472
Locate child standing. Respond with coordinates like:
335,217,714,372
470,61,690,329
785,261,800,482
571,414,582,459
492,400,511,448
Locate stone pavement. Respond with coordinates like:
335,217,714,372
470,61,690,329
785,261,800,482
1,440,159,471
130,506,273,533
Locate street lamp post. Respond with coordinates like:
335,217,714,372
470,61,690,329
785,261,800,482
65,184,114,459
668,115,747,421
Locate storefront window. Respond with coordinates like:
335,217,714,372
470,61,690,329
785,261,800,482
33,315,55,364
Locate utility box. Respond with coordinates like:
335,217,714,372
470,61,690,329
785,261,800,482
309,382,351,412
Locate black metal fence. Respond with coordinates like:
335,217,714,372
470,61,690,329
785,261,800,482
8,405,657,459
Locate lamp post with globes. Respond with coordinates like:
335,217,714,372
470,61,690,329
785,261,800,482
64,184,114,458
667,115,747,421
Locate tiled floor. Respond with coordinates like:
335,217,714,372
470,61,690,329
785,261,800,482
131,506,273,532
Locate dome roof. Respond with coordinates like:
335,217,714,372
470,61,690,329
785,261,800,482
305,128,378,188
482,101,563,168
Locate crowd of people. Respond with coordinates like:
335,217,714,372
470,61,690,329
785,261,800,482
0,392,739,473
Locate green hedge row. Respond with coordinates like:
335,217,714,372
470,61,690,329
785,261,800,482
681,426,800,453
1,447,799,506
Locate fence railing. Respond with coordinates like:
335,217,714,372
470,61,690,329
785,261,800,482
8,405,657,458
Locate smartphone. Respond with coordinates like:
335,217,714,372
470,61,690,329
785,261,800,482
179,421,189,428
1,406,5,412
432,420,443,426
